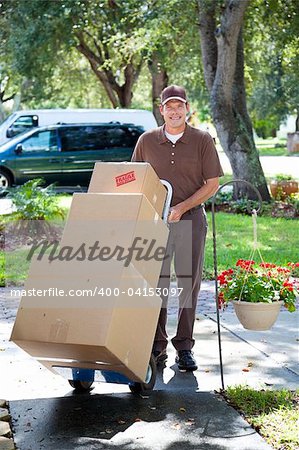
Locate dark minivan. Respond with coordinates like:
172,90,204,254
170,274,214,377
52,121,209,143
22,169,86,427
0,123,144,188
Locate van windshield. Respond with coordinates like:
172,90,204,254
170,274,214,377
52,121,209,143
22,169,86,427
0,127,38,152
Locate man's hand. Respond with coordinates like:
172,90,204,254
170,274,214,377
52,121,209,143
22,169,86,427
168,206,184,223
167,178,219,223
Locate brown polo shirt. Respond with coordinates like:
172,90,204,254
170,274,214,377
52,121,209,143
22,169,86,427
131,124,224,206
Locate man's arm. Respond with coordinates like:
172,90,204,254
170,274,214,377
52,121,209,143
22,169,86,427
131,135,144,162
168,177,219,222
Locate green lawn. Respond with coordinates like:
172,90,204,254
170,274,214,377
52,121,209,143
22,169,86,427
255,137,289,156
203,212,299,278
4,248,31,286
1,211,298,286
224,386,299,450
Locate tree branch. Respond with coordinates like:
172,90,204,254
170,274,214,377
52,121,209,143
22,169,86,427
75,31,119,107
81,29,105,64
75,31,102,66
2,93,16,102
133,58,143,85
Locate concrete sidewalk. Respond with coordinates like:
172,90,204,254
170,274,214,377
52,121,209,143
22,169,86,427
218,152,299,179
0,282,298,449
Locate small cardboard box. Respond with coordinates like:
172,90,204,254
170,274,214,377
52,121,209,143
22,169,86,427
60,193,169,289
88,162,167,218
10,257,162,382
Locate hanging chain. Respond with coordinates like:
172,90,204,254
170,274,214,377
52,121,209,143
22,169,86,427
252,209,258,250
238,209,260,301
238,208,277,302
253,209,267,264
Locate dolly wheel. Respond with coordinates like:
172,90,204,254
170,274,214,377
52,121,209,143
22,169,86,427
129,354,157,394
68,380,94,391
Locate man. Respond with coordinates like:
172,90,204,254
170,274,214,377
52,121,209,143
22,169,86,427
131,85,223,371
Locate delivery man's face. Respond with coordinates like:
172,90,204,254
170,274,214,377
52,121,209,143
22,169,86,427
160,99,189,133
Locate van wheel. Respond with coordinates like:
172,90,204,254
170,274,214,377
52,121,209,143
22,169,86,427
0,170,12,188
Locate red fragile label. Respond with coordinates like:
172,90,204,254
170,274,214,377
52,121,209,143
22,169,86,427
115,170,136,187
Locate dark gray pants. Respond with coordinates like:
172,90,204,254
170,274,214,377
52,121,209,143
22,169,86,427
153,207,208,352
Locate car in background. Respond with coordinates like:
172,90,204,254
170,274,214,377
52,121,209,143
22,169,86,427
0,122,144,188
0,109,157,145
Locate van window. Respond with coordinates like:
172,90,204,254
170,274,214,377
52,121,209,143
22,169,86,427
60,126,100,151
21,130,57,152
7,115,39,138
60,126,142,152
106,127,143,147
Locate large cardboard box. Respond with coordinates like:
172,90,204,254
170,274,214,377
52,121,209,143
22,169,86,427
88,162,167,218
60,193,169,289
11,193,169,382
11,257,161,382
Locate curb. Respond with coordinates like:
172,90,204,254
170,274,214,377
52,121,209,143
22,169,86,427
0,400,15,450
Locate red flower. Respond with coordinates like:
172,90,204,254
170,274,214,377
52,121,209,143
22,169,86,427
218,275,227,286
277,267,290,274
218,269,234,286
218,292,225,309
287,262,299,267
260,262,276,269
236,259,255,271
282,281,294,292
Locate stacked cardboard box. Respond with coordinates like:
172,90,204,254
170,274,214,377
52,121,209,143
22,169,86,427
11,163,168,382
88,162,167,218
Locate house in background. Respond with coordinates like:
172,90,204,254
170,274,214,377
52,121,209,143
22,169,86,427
277,115,297,139
277,115,299,154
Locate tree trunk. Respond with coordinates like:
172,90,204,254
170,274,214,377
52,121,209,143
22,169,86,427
148,52,168,125
114,63,141,108
295,113,299,132
198,0,271,201
0,102,6,122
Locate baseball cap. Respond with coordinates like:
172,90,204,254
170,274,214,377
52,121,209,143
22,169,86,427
161,85,187,105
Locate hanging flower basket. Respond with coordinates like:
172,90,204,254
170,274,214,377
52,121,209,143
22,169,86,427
218,260,298,331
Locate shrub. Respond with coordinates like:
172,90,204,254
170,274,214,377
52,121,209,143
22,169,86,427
8,179,65,221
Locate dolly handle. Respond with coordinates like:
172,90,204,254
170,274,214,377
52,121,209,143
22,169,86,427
160,179,173,224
